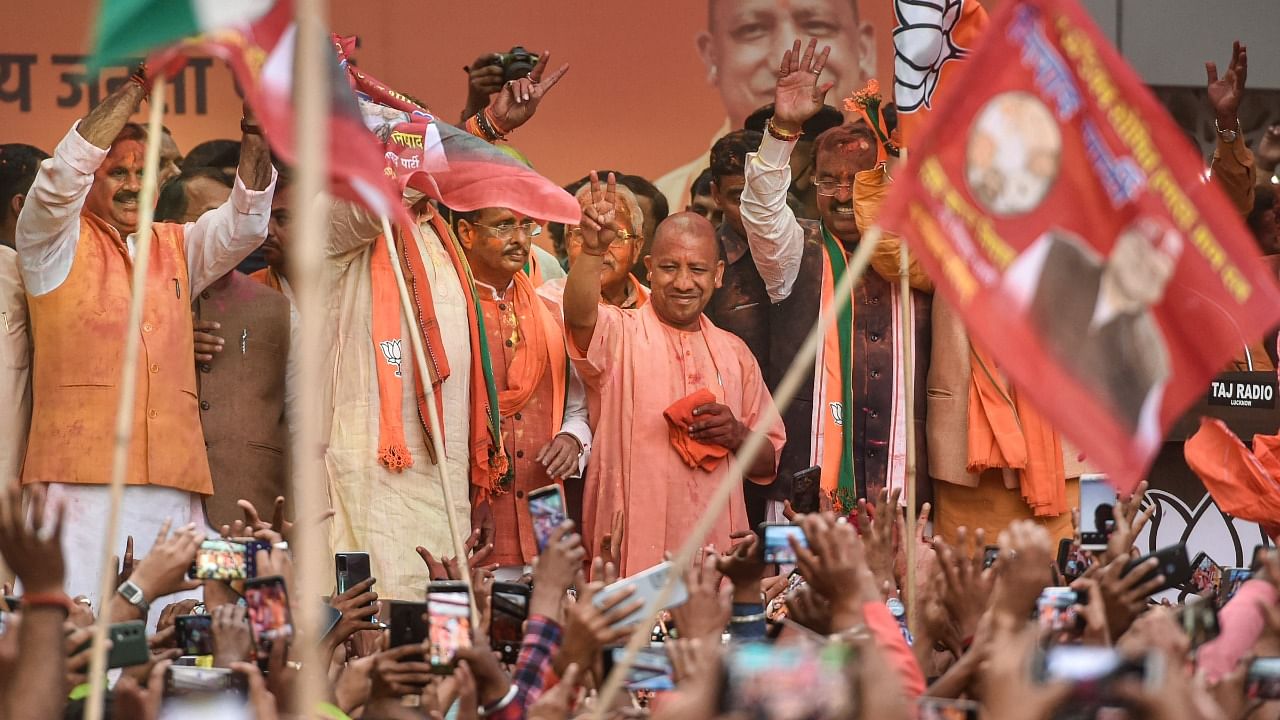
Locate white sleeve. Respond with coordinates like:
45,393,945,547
16,122,106,296
558,361,593,478
185,169,277,295
740,133,805,303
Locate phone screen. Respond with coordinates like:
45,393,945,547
1219,567,1254,607
244,577,293,653
528,486,567,552
609,646,675,692
1036,587,1081,635
427,587,472,670
721,643,852,718
918,697,980,720
176,615,214,656
165,666,248,697
1247,658,1280,699
790,466,821,515
762,524,807,565
189,540,247,581
1181,598,1220,649
983,545,1000,569
335,552,372,603
1190,553,1223,595
490,584,529,665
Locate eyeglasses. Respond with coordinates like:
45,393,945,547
566,226,643,247
474,221,543,239
814,180,855,196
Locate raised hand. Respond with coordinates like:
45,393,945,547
324,577,381,655
0,482,65,594
670,550,730,641
858,487,900,596
1105,481,1155,563
989,520,1055,621
772,38,834,136
129,520,203,606
1206,41,1247,128
578,171,620,257
462,53,505,120
487,50,569,134
211,603,253,667
933,526,994,650
530,522,586,620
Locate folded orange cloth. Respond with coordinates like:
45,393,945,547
663,388,728,472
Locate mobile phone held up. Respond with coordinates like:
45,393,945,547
74,621,149,669
244,576,294,656
1037,646,1162,702
335,552,372,605
1122,544,1192,595
602,646,675,692
719,643,854,718
490,582,530,665
176,615,214,656
1189,552,1224,596
164,666,249,698
790,465,821,515
918,697,980,720
1247,658,1280,700
527,484,568,553
1036,587,1084,635
759,523,807,565
593,561,689,630
188,539,247,581
387,600,430,663
427,581,473,674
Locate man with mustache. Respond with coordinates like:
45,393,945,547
15,73,276,604
741,40,931,514
454,207,591,577
564,173,784,574
541,182,649,311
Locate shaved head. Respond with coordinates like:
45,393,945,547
646,212,724,330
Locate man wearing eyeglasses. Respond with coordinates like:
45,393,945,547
453,209,592,577
741,39,931,515
540,182,650,311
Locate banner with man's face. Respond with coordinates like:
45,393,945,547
3,0,901,191
879,0,1280,491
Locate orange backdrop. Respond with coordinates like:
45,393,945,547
2,0,908,187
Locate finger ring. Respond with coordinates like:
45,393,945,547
810,69,822,75
1008,550,1018,560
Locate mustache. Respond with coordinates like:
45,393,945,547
114,190,139,204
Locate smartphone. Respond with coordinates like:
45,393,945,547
760,523,807,565
176,615,214,656
1122,544,1191,594
983,545,1000,569
321,604,343,639
1038,646,1161,700
1,596,19,612
1079,531,1109,553
1189,552,1223,596
490,582,530,665
1219,567,1254,608
243,576,294,655
1246,657,1280,700
164,665,249,697
1180,598,1220,649
918,697,980,720
335,552,372,605
1037,587,1083,635
75,620,149,668
603,646,675,692
244,540,272,578
387,600,430,662
188,539,248,581
427,581,472,674
719,642,853,717
790,465,822,515
527,484,568,553
593,561,689,630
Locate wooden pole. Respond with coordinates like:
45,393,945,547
289,0,331,713
899,240,919,639
592,228,884,718
84,76,167,720
378,215,477,618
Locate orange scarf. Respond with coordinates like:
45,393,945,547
967,345,1067,517
249,267,284,293
663,388,729,472
497,271,567,433
369,214,508,498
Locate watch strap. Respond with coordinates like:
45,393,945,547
117,580,150,614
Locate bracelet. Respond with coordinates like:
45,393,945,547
483,107,510,139
240,119,263,136
478,683,519,717
729,612,766,624
20,591,74,616
128,61,150,91
766,117,803,142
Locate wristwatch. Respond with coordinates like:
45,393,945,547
1216,117,1239,143
116,580,150,615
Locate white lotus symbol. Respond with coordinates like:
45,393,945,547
893,0,969,113
379,339,404,378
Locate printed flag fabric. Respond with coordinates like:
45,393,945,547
893,0,989,143
878,0,1280,493
1184,418,1280,538
91,0,274,71
332,39,581,225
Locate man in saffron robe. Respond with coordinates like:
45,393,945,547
564,173,784,575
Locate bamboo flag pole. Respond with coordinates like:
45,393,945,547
899,240,919,640
378,214,478,619
84,76,167,720
289,0,332,713
592,228,884,718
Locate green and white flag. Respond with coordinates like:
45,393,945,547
90,0,275,71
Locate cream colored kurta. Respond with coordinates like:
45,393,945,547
0,246,30,485
324,204,472,601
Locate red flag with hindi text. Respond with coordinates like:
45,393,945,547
878,0,1280,493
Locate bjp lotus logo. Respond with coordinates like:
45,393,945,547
893,0,970,113
829,402,845,427
379,339,404,378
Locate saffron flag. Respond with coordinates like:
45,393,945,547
1184,418,1280,539
893,0,989,143
878,0,1280,492
332,39,580,225
90,0,274,71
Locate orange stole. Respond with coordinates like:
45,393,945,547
249,266,284,293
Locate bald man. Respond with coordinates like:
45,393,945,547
564,173,784,575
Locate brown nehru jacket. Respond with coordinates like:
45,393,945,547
194,271,290,528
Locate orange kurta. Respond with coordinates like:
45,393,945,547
480,281,566,566
24,213,211,493
570,304,785,576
